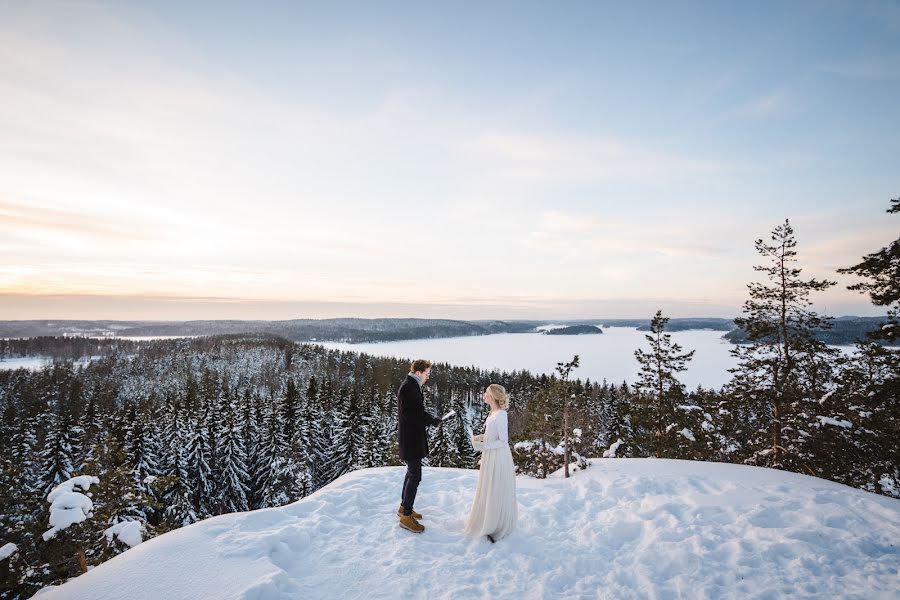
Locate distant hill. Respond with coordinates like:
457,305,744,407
0,318,538,343
724,316,894,346
0,316,893,345
544,325,603,335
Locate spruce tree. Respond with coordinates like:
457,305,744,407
219,402,250,513
37,410,75,496
185,415,213,517
429,420,452,467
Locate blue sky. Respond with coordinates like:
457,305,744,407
0,1,898,319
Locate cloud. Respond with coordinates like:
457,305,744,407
0,201,145,240
459,132,726,184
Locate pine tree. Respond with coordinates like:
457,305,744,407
838,196,900,342
514,385,563,478
728,219,836,469
633,311,696,458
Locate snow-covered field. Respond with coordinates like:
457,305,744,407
0,356,51,371
36,460,899,599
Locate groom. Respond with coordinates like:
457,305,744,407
397,359,443,533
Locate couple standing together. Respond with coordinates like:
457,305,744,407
397,359,517,543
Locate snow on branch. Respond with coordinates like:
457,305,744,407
104,521,143,548
602,439,624,458
0,543,17,561
816,416,852,429
43,475,100,541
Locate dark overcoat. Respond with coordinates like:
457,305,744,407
397,374,441,461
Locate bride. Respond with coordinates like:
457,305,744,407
464,384,517,542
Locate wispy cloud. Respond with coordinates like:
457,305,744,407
459,132,726,183
729,90,790,118
0,201,145,240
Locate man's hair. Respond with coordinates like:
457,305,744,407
410,359,432,373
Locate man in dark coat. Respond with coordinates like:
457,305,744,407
397,359,442,533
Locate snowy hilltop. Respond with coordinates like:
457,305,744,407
34,459,900,600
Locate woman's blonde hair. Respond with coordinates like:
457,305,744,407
487,383,510,410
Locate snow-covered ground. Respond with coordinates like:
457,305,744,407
35,460,899,600
0,356,51,371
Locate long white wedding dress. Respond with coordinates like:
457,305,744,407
464,409,517,541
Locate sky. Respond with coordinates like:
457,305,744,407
1,1,898,320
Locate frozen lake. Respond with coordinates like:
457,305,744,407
319,327,740,389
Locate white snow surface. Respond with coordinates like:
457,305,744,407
0,542,16,561
34,460,900,600
104,521,143,548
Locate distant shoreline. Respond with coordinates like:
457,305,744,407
0,316,892,346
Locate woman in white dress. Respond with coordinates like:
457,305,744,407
464,384,517,542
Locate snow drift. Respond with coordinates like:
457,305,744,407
35,459,899,599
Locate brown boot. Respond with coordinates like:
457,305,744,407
397,505,423,519
399,514,425,533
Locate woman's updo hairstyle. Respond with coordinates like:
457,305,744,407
487,384,510,410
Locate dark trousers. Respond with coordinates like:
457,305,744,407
401,457,422,516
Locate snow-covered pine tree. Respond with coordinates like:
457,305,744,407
428,419,452,467
218,397,250,513
240,389,263,509
37,409,75,497
308,380,335,491
448,395,476,469
185,412,214,518
281,378,301,450
324,385,367,480
123,403,159,521
247,394,271,509
300,377,318,453
75,388,104,472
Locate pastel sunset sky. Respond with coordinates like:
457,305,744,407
1,1,898,320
